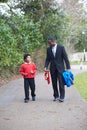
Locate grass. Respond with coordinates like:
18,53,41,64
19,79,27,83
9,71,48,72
70,61,87,65
75,72,87,101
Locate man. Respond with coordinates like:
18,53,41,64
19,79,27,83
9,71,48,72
44,37,70,102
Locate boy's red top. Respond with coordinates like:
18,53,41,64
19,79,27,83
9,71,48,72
19,62,37,78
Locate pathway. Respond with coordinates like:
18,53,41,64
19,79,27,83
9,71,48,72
0,65,87,130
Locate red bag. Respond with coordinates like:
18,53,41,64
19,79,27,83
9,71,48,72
44,71,50,84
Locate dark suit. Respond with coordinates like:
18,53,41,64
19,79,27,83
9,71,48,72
45,44,70,99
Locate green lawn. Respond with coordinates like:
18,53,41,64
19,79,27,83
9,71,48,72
75,72,87,101
71,61,87,65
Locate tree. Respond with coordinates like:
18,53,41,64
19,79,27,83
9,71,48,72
0,0,8,2
41,8,70,44
0,15,43,76
0,18,21,76
62,0,86,52
6,15,43,52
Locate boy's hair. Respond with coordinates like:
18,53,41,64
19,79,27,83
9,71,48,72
24,53,31,60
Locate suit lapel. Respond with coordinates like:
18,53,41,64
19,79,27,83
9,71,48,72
49,44,58,58
49,47,54,58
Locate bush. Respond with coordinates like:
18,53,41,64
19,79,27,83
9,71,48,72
0,17,43,77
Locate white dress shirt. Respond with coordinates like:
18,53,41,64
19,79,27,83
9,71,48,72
52,43,57,57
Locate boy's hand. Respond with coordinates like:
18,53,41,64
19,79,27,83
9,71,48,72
30,71,34,74
24,73,28,76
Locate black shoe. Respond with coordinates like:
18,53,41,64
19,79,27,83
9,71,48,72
53,97,59,101
59,98,64,102
24,98,29,103
24,99,29,103
32,97,35,101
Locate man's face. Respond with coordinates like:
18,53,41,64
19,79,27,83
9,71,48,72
48,40,55,47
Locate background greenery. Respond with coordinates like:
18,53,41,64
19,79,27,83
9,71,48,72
71,61,87,65
0,0,87,77
75,72,87,101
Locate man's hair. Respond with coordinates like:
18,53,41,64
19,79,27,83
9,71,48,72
23,53,31,60
48,36,55,41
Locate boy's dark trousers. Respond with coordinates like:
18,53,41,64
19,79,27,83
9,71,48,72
24,78,36,100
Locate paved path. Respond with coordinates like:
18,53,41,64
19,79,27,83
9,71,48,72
0,66,87,130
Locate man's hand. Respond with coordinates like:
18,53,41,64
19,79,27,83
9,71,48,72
67,69,71,72
44,68,50,72
44,67,47,71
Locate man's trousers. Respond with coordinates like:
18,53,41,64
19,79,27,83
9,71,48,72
50,69,65,99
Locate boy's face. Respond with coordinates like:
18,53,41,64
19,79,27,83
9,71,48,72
25,56,31,63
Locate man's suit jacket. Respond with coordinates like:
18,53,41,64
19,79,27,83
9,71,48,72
45,44,70,74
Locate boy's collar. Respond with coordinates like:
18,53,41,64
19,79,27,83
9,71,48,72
24,62,31,64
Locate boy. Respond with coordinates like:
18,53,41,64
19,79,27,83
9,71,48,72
19,53,37,103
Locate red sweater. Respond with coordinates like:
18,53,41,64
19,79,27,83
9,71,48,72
19,62,37,78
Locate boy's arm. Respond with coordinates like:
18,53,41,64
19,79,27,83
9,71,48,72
19,65,28,76
30,63,37,74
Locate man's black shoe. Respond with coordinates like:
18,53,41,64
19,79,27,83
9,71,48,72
24,99,29,103
59,98,64,102
32,97,35,101
24,98,29,103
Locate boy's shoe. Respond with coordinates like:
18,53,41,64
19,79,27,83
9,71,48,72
53,97,59,101
32,96,35,101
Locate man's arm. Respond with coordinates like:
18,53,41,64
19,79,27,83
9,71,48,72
62,46,71,70
44,48,50,71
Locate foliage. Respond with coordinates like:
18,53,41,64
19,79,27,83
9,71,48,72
0,16,43,76
41,8,70,44
74,21,87,51
0,0,8,2
0,0,87,77
61,0,87,52
6,16,43,52
18,0,54,22
19,0,70,44
0,18,21,76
